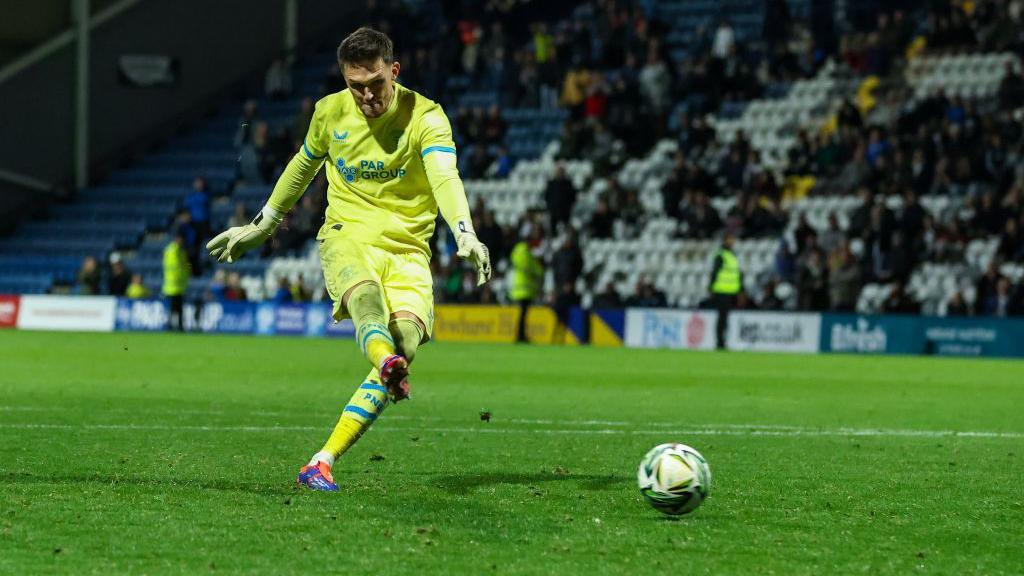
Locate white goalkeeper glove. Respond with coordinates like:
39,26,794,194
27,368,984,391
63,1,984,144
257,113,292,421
206,205,283,263
456,232,492,286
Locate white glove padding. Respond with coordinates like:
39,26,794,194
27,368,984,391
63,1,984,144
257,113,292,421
456,233,492,286
206,205,283,263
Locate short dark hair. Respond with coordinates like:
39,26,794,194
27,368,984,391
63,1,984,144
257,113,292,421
337,27,393,66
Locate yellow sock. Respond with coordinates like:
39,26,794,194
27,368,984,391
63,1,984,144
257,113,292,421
365,338,394,369
320,369,388,460
348,283,396,368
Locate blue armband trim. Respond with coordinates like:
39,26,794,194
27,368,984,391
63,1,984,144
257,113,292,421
421,145,456,157
303,140,327,160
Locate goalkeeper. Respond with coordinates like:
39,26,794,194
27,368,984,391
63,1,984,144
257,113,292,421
206,27,491,491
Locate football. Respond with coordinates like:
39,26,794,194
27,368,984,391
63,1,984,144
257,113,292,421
637,443,711,516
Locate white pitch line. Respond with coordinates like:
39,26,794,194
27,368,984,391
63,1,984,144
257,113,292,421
0,422,1020,439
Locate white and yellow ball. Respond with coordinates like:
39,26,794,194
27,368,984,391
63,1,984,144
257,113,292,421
637,443,711,516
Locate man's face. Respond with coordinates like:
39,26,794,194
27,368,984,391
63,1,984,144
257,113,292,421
342,59,400,118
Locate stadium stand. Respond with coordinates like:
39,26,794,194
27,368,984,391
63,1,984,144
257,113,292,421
2,0,1024,318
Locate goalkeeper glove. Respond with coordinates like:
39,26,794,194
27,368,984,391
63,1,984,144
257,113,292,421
456,231,492,286
206,205,283,263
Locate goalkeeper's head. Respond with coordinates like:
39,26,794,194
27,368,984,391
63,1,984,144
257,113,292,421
338,26,399,119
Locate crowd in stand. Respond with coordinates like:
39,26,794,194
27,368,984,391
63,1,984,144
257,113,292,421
71,0,1024,317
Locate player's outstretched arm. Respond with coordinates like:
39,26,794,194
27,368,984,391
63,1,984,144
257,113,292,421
207,146,324,264
424,148,491,285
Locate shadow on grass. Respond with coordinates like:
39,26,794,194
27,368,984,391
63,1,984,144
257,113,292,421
1,471,294,496
434,471,628,495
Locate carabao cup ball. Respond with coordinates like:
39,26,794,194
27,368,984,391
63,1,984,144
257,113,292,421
637,443,711,516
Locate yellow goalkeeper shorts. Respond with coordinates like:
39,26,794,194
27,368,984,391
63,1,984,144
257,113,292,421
319,228,434,342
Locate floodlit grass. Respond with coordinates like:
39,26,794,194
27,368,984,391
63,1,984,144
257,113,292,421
1,330,1022,574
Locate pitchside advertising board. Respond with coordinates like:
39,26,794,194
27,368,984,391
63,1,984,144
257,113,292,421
624,308,717,349
17,295,117,331
725,311,822,353
115,299,355,337
821,314,1024,358
0,294,19,328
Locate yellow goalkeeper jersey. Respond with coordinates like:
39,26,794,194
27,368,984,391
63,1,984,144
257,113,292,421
301,82,456,256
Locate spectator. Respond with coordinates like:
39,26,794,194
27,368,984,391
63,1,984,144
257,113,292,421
163,233,191,332
476,209,505,264
797,247,829,311
125,273,150,299
291,274,311,302
228,202,249,228
264,57,292,100
552,281,581,344
482,104,507,145
292,97,315,147
681,192,723,239
828,242,861,311
224,272,248,301
238,121,273,184
544,164,577,232
77,256,100,295
980,277,1015,316
946,291,970,316
626,277,668,308
712,19,735,59
271,277,293,304
639,44,671,122
107,257,131,296
184,177,211,241
819,213,845,255
975,262,1004,306
551,230,583,291
508,227,545,343
882,282,920,315
588,198,615,239
464,145,491,179
997,218,1022,261
487,145,513,179
234,100,260,147
173,210,201,276
592,283,623,309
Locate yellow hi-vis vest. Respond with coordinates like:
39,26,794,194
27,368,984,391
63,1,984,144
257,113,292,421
711,248,741,295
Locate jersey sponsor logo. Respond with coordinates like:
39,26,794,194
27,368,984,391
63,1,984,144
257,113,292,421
334,156,406,183
332,130,349,141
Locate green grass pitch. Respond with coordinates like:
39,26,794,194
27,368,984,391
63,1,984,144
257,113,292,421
1,330,1022,575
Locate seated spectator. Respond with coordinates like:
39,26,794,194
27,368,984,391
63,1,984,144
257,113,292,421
207,270,227,302
125,273,150,299
238,122,273,184
291,274,311,302
946,291,970,316
464,146,491,179
233,100,260,147
882,282,920,315
77,256,100,295
228,202,249,228
487,145,513,179
980,277,1019,317
224,272,248,301
265,57,292,100
592,283,623,309
271,277,293,304
626,277,668,308
477,210,505,263
680,192,722,239
482,104,507,145
107,257,131,296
